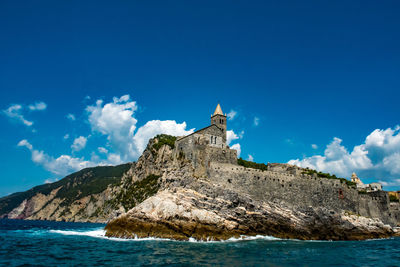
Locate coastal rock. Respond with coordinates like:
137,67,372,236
105,186,395,241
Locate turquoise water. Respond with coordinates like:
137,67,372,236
1,219,399,266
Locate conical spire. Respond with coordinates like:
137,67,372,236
213,103,224,116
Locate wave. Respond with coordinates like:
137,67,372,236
49,229,283,243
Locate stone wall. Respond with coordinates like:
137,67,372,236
207,162,399,226
175,132,237,177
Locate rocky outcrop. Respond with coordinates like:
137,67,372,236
105,136,399,241
105,174,395,241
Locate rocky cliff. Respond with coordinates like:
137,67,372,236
2,135,399,240
0,164,132,222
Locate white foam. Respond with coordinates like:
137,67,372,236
48,229,295,243
49,229,172,242
50,229,107,238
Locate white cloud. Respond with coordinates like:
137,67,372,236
98,147,108,154
133,120,194,154
288,126,400,186
86,95,138,160
18,139,33,150
28,102,47,111
247,154,254,161
87,95,194,162
3,104,33,126
44,178,58,184
17,95,197,176
66,113,76,121
227,110,237,121
18,139,94,176
253,117,260,126
71,136,87,151
226,130,239,145
311,144,318,149
226,129,244,146
231,144,241,157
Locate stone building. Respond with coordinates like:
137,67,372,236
351,172,382,192
174,104,237,175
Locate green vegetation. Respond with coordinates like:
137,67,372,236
237,158,268,171
152,134,177,151
0,163,132,215
302,169,357,187
389,194,399,202
358,190,367,194
111,174,161,211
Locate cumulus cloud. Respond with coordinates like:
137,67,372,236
28,102,47,111
86,95,138,159
87,95,194,161
98,147,108,154
66,113,76,121
17,95,201,176
18,139,94,176
231,144,241,157
3,104,33,126
71,136,87,151
311,144,318,149
227,110,237,121
288,126,400,186
133,120,194,153
226,130,239,146
247,154,254,161
253,117,260,126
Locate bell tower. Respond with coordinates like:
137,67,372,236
211,103,227,143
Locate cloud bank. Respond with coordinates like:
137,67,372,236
288,126,400,186
17,95,195,177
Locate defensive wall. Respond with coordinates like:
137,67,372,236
207,162,400,226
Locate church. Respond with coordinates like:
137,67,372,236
174,104,238,173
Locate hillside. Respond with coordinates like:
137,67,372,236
0,163,132,222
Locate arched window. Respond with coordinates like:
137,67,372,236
210,136,213,144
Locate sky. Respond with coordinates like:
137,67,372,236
1,0,400,196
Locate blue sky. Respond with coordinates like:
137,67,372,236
1,1,400,196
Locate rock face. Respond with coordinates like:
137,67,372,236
105,136,400,241
0,164,133,223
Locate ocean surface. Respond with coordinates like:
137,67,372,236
1,219,399,267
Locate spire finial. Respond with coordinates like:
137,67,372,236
213,103,223,116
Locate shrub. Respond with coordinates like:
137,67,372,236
152,134,177,151
113,174,161,211
237,158,268,171
389,194,399,202
302,169,356,188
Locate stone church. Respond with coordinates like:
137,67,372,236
174,104,238,174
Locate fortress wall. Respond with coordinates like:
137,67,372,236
208,162,397,225
175,136,237,175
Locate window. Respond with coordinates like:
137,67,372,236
210,136,213,144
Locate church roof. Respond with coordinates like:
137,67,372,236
213,104,224,116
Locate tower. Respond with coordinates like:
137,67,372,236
211,103,227,143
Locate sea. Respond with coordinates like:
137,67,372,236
1,219,399,267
